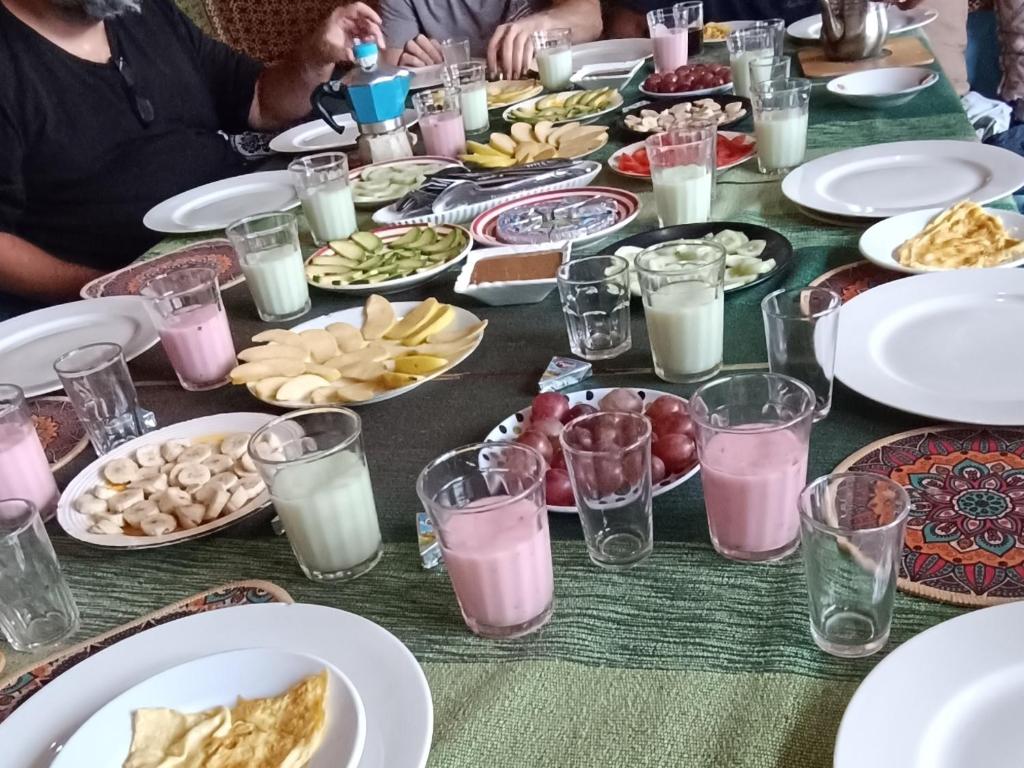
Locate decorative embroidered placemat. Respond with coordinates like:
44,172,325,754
809,260,904,303
836,426,1024,606
28,396,89,471
0,580,292,723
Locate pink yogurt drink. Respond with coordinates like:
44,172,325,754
699,427,809,561
439,495,554,637
652,25,688,73
420,110,466,158
0,422,59,521
158,302,236,391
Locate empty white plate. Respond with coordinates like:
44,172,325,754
787,6,938,41
836,601,1024,768
836,269,1024,424
0,297,157,397
270,113,359,153
782,140,1024,219
859,206,1024,274
572,38,652,70
52,648,365,768
144,171,300,234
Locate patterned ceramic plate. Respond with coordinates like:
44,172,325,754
484,387,700,513
28,396,89,471
809,260,904,304
80,240,243,299
837,425,1024,605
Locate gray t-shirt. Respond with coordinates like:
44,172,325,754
381,0,539,57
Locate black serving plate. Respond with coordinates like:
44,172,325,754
618,94,752,141
607,221,793,295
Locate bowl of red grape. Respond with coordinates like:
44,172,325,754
640,64,734,99
484,387,701,512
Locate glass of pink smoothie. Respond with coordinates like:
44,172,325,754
140,267,237,392
417,442,553,639
0,384,59,522
691,373,816,562
412,88,466,158
647,7,689,74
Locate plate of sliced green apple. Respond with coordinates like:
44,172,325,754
349,157,462,210
304,224,472,295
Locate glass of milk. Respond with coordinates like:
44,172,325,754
288,152,358,246
416,442,552,639
645,124,716,227
226,212,310,323
691,373,816,563
635,239,727,383
646,6,688,73
249,407,384,582
413,88,466,158
751,77,812,174
726,26,774,98
748,54,790,92
440,37,470,66
556,255,632,360
532,28,573,91
443,60,489,134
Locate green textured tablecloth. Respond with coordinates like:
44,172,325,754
6,44,989,768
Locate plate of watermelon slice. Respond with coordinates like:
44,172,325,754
609,131,756,180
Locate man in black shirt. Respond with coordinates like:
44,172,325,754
0,0,383,308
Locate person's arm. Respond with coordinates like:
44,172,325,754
379,0,442,66
0,234,103,302
487,0,603,80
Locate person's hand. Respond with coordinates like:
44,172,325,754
397,35,444,67
308,2,385,68
487,15,550,80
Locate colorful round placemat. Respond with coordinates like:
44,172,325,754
80,240,242,299
809,260,904,304
28,397,89,472
836,426,1024,606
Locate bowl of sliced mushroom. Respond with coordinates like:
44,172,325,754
619,95,751,139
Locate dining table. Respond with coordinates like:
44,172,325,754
2,36,994,767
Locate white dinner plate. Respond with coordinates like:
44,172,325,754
782,140,1024,219
52,648,365,768
835,269,1024,424
0,603,432,768
270,113,360,153
143,171,300,234
858,206,1024,274
787,6,938,41
571,38,653,70
835,600,1024,768
57,412,274,549
0,297,157,398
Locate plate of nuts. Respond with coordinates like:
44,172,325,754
619,95,751,139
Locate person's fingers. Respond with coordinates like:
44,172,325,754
487,25,509,77
399,50,429,67
520,37,535,80
348,1,383,26
420,36,444,64
405,36,433,64
501,24,519,80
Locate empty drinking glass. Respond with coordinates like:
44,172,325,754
754,18,786,55
727,26,775,98
799,472,911,658
250,407,383,582
748,54,790,91
751,77,812,175
646,125,717,226
533,28,573,90
288,152,358,245
413,88,466,158
556,255,632,360
416,442,553,639
226,212,311,323
761,287,842,421
691,373,816,562
561,412,654,570
0,385,59,521
444,60,489,133
441,37,471,66
53,343,155,456
0,498,79,651
647,7,689,73
140,267,237,392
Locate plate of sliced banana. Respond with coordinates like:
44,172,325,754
57,413,274,549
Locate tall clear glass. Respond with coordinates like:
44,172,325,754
635,239,727,383
646,126,716,226
727,26,775,98
561,412,654,570
761,287,842,421
674,1,704,56
140,267,236,392
754,18,786,56
445,60,489,134
533,28,573,90
54,343,153,456
413,88,466,158
0,498,79,651
691,373,816,562
751,77,812,175
647,7,688,73
748,54,791,91
226,212,310,323
440,37,471,66
0,386,59,522
250,407,383,582
799,472,911,658
556,255,632,360
416,442,553,639
288,152,357,245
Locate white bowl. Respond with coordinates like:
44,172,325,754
827,67,939,108
455,242,571,305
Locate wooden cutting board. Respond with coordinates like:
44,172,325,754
797,36,935,78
